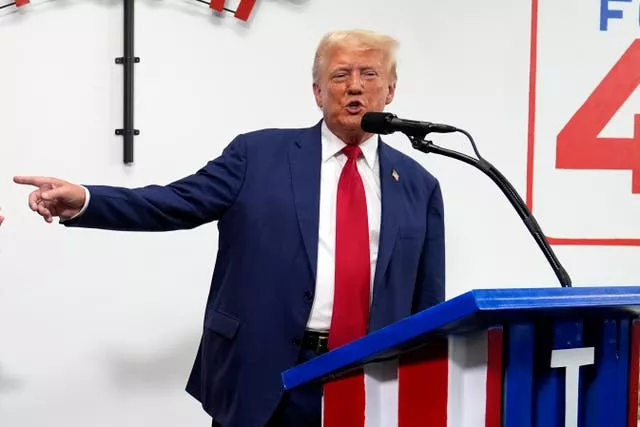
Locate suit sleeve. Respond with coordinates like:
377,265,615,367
412,179,446,313
63,134,247,231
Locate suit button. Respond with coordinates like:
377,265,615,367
291,337,301,346
304,290,313,301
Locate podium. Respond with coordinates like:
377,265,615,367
281,287,640,427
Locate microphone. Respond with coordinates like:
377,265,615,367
361,112,572,288
361,112,458,139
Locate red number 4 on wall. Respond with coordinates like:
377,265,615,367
556,39,640,194
209,0,256,21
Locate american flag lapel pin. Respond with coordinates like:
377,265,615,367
392,169,399,181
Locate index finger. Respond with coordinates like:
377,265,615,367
13,176,55,187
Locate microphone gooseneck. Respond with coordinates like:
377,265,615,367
361,112,572,288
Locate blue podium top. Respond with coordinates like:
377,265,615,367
281,286,640,390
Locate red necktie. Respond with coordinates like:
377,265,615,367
324,145,370,427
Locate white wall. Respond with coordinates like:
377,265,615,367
0,0,638,425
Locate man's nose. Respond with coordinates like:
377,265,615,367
346,73,364,93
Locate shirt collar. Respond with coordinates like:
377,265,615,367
321,120,378,169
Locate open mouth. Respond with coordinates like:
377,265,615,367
345,101,364,114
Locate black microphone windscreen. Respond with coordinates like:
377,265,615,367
361,112,394,134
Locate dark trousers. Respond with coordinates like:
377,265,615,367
212,347,323,427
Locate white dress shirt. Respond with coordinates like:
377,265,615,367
305,121,382,332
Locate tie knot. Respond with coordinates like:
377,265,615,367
342,145,363,161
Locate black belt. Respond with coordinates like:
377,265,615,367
302,330,329,354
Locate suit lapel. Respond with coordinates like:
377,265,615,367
289,122,323,281
373,140,401,294
288,127,400,288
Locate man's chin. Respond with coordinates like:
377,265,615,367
325,115,371,139
339,114,366,130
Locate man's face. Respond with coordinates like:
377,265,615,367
313,44,396,144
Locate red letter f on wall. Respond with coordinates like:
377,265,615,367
209,0,256,21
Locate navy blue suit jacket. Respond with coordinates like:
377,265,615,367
64,120,445,427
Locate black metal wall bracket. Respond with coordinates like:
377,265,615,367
115,0,138,165
114,56,141,138
115,56,140,64
114,129,140,135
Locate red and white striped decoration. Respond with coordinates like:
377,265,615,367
208,0,256,21
320,328,504,427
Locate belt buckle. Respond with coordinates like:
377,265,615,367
316,334,328,353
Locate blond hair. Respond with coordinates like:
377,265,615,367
312,29,398,83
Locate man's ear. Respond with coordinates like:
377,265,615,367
313,82,323,108
386,81,397,105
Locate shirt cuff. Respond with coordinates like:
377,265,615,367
60,186,90,223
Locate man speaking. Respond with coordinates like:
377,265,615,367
14,29,445,427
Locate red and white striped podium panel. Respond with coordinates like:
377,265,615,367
282,287,640,427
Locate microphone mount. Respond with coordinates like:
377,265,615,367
406,128,572,288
